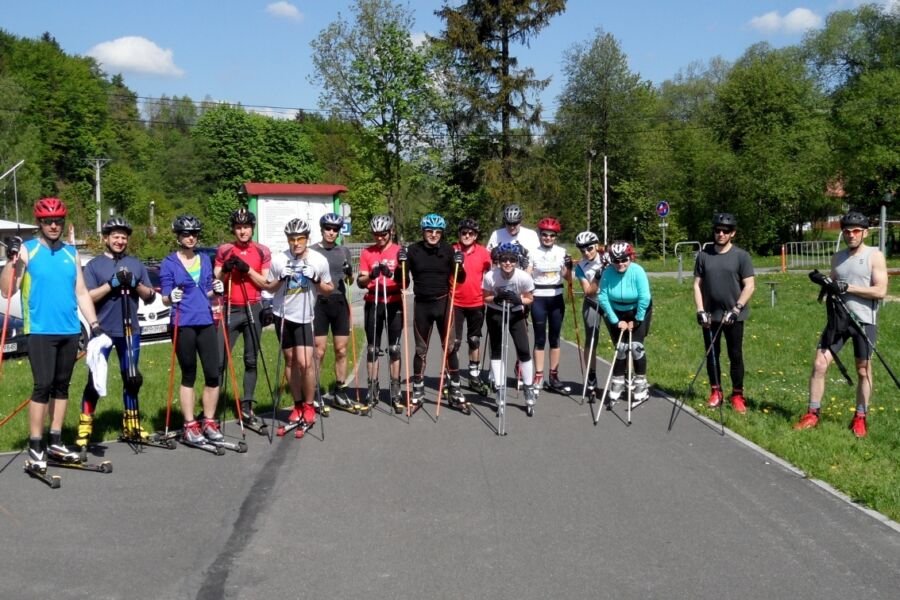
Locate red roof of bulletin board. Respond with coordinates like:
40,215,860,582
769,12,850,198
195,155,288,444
241,183,348,196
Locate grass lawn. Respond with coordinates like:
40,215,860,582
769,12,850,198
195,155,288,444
560,272,900,522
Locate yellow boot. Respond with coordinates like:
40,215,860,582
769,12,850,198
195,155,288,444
122,409,149,441
75,413,93,448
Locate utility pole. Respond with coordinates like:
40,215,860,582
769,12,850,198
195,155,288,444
603,155,608,246
585,148,596,231
85,158,111,233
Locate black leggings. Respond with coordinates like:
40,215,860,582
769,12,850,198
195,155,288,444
604,305,652,377
413,297,458,380
453,305,485,353
531,294,565,349
486,307,531,363
176,324,219,387
219,303,262,402
28,334,80,404
364,300,403,352
705,320,745,389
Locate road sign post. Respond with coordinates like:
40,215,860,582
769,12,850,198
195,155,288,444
656,201,670,263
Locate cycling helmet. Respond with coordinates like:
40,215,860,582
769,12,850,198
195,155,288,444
320,212,344,228
537,217,561,233
101,216,133,235
284,218,311,236
575,231,600,249
230,207,256,228
370,214,394,233
712,212,737,230
420,213,446,230
502,204,523,225
608,241,635,263
496,242,521,262
458,217,480,233
34,197,67,219
840,210,869,229
172,214,202,234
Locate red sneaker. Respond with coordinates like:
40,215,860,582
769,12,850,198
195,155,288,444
850,415,867,438
707,386,723,408
301,402,317,425
794,411,819,430
288,404,303,423
730,392,747,414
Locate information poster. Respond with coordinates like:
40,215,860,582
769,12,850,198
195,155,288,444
257,195,333,254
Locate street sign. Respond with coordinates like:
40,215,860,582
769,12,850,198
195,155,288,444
341,220,351,236
656,201,670,218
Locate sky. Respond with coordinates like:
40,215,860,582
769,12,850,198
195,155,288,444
1,1,894,120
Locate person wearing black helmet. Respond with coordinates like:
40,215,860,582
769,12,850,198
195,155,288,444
214,207,272,426
1,198,101,470
693,212,756,414
452,218,492,390
795,210,887,438
76,216,158,450
311,212,363,414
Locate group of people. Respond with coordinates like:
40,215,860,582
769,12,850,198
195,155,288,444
0,196,887,471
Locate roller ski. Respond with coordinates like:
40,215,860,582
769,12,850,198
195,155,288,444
119,409,178,450
239,401,269,435
409,380,426,414
584,372,598,404
332,385,369,415
544,370,571,395
605,376,626,410
446,381,471,415
24,450,61,488
630,376,650,408
390,379,404,414
201,418,248,453
45,443,113,473
363,380,380,417
313,397,331,418
179,420,225,455
276,403,316,438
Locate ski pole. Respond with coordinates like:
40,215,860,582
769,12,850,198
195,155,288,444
667,320,726,432
346,283,362,407
0,396,29,428
594,328,624,426
435,262,460,419
164,292,182,438
300,260,323,440
567,280,584,379
268,276,291,442
581,304,600,406
834,293,900,391
220,279,246,439
121,282,140,445
497,302,510,436
708,321,725,435
400,257,412,419
239,279,276,424
626,328,633,425
367,274,380,417
0,251,19,376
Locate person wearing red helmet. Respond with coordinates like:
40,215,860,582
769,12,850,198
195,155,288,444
528,217,573,394
1,198,101,471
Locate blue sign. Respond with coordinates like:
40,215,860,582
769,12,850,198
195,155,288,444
656,201,670,218
341,221,352,236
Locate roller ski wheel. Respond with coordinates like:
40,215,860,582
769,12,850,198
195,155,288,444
277,419,314,438
332,400,368,415
314,401,330,417
180,437,226,455
526,405,535,417
24,461,61,488
391,397,405,414
120,432,178,450
209,439,248,453
240,416,269,436
48,459,113,473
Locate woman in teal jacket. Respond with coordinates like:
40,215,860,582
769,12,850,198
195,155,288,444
599,241,652,404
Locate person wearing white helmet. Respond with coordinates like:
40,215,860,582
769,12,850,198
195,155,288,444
573,231,605,395
486,204,540,267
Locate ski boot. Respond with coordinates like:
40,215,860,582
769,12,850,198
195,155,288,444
533,372,544,397
390,379,404,414
468,362,480,380
365,380,380,410
74,413,93,452
606,376,626,408
545,369,571,395
27,444,47,471
449,380,470,415
47,442,82,464
411,380,425,410
333,384,367,415
240,399,268,432
585,371,598,403
632,375,649,405
201,417,225,443
524,384,537,417
122,409,150,441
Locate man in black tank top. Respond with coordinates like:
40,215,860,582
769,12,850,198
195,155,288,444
795,211,888,438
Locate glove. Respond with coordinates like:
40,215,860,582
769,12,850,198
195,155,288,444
723,305,742,325
4,236,22,260
170,288,183,304
810,270,847,296
212,279,225,295
378,262,393,279
300,262,321,284
282,263,297,280
221,257,233,274
696,311,711,328
828,280,848,295
260,306,275,326
563,254,573,270
495,289,521,306
453,250,465,265
369,263,381,278
808,269,828,287
342,261,353,280
397,247,408,262
109,270,133,290
231,256,250,273
90,323,105,338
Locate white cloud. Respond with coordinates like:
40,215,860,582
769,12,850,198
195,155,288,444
266,1,303,21
411,32,428,47
88,36,184,77
749,8,823,34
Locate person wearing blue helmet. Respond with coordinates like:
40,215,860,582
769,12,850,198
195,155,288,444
395,213,467,411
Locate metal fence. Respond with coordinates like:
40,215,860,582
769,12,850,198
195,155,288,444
783,240,841,269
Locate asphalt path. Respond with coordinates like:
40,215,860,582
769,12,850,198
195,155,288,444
1,297,899,600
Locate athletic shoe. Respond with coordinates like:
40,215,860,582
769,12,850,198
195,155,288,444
182,421,208,444
47,443,81,463
75,413,93,448
301,402,317,425
608,376,626,402
707,386,723,408
730,392,747,414
288,404,303,423
632,376,649,402
850,415,867,438
202,418,224,442
793,411,819,430
28,447,47,470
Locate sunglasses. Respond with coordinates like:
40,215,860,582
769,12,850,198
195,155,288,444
540,232,557,238
459,230,477,237
179,231,199,238
424,229,443,235
322,226,340,233
288,235,308,243
842,228,864,235
372,231,390,238
499,257,518,264
713,228,734,235
40,217,65,226
579,245,596,253
612,257,630,265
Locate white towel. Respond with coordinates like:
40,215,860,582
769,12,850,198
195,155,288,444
86,334,113,396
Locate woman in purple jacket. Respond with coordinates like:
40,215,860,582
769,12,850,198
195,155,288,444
160,215,225,446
